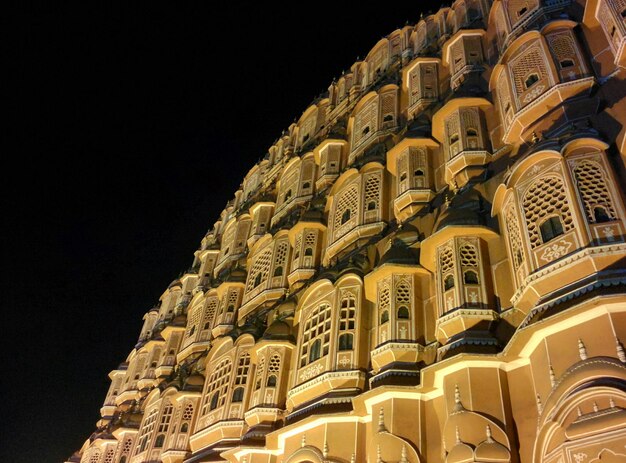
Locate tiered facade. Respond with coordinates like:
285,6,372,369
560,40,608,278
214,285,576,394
68,0,626,462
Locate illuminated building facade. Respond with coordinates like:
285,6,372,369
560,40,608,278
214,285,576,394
68,0,626,461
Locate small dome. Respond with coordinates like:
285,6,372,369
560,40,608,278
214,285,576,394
474,427,510,462
474,439,510,462
224,266,247,283
378,238,419,266
263,319,295,342
183,373,205,389
435,189,486,232
300,207,325,224
447,442,475,463
236,320,264,339
265,320,290,336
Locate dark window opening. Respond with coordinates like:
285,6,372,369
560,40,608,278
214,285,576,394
304,247,313,256
232,387,244,403
444,275,455,291
303,182,311,189
362,126,370,136
451,134,459,144
274,266,283,277
466,128,478,137
400,172,407,182
227,304,235,313
267,375,277,387
381,310,389,324
383,114,394,122
309,339,322,363
284,189,292,203
367,201,377,210
254,273,263,287
181,423,189,433
518,6,527,16
539,216,564,243
154,434,165,448
397,306,410,319
560,59,574,68
341,209,351,224
593,206,611,223
210,392,219,410
414,169,424,177
464,270,479,284
338,333,353,351
525,73,539,88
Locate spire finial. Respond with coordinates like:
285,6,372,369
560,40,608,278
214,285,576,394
400,445,409,463
323,441,329,458
616,337,626,363
578,338,588,360
453,384,464,412
549,365,556,387
531,131,540,144
455,426,462,444
485,425,494,443
301,433,306,447
377,444,383,463
378,407,386,432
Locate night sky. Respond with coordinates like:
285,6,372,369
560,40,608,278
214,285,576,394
5,2,440,461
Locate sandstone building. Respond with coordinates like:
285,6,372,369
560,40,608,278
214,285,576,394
67,0,626,462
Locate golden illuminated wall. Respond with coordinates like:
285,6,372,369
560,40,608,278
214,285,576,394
68,0,626,462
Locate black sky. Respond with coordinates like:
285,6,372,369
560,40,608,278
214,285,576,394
4,2,441,461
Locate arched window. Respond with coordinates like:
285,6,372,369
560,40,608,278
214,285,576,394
210,392,219,410
464,270,479,284
560,59,574,68
299,303,332,368
539,216,564,243
381,310,390,324
573,160,617,224
232,387,244,403
267,374,277,387
304,247,313,256
120,457,126,463
309,339,322,363
181,423,189,433
466,128,478,136
284,189,292,203
338,333,354,351
397,306,410,319
274,266,283,277
444,275,455,290
523,176,573,249
154,434,165,448
594,206,611,223
341,209,351,224
525,73,539,88
367,201,377,210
